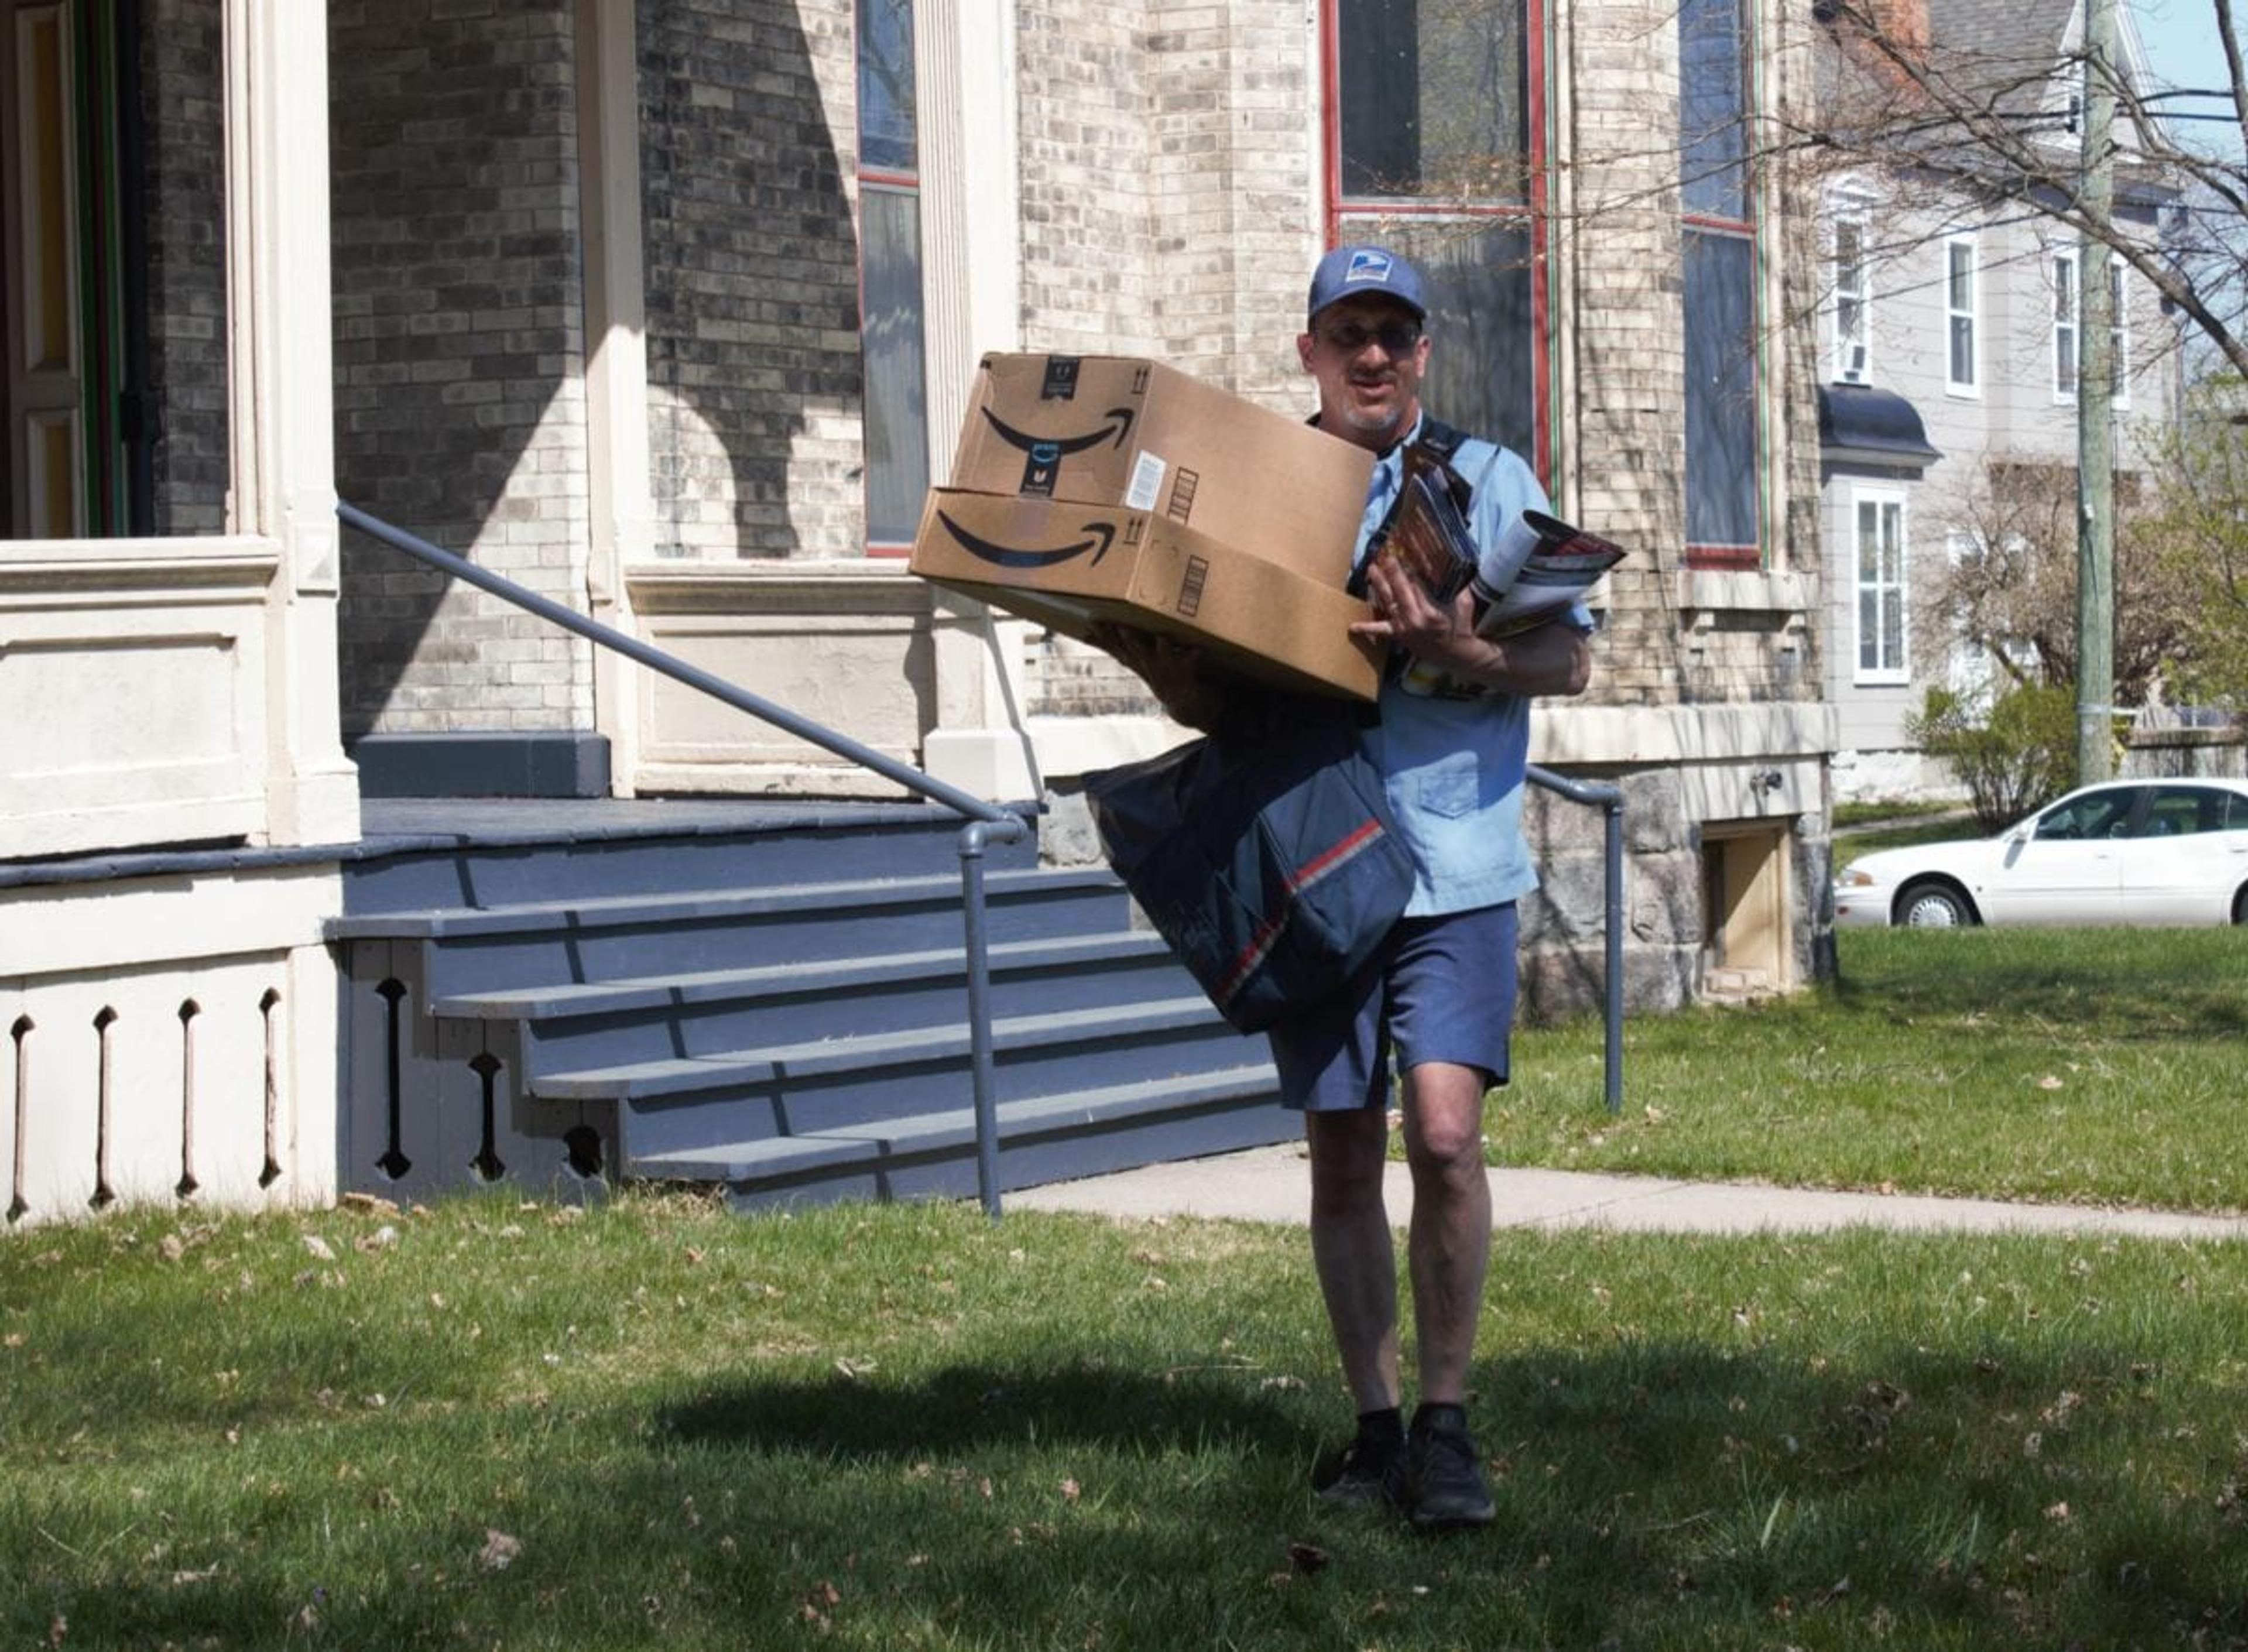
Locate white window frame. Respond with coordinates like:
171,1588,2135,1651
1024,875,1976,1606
1851,485,1909,687
1943,233,1979,397
2052,248,2127,407
1829,205,1872,385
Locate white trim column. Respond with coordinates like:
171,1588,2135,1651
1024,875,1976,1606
233,0,357,845
913,0,1036,799
576,0,654,796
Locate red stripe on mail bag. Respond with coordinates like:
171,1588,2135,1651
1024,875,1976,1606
1213,820,1389,1010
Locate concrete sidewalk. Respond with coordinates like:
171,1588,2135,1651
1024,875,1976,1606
1011,1143,2248,1242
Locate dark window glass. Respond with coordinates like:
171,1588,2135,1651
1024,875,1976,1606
1337,0,1527,203
861,186,928,545
1680,0,1747,220
858,0,916,173
1684,229,1757,549
2035,789,2140,841
1368,221,1537,457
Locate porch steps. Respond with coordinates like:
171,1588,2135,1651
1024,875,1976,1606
331,801,1290,1209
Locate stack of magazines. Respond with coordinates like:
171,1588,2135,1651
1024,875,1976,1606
1369,457,1626,694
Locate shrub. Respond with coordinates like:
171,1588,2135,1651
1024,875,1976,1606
1905,683,2077,831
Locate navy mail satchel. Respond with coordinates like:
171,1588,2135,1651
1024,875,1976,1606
1083,697,1413,1033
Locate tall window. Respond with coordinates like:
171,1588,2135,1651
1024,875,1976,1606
1830,214,1870,383
857,0,928,551
2051,248,2127,407
1853,489,1907,684
1328,0,1540,462
1681,0,1760,565
1944,235,1978,395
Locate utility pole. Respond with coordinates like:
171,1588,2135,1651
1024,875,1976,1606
2075,0,2117,783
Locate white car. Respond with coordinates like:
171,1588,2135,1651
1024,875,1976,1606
1833,778,2248,928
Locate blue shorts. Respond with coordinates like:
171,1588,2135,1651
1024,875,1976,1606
1266,902,1519,1112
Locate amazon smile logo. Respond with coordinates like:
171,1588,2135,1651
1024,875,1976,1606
938,511,1117,570
979,406,1137,458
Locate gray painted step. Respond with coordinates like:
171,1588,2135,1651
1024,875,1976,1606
344,801,1039,912
433,931,1180,1075
543,995,1228,1105
330,867,1133,1000
630,1063,1290,1207
633,1063,1280,1180
599,998,1256,1160
331,797,1287,1213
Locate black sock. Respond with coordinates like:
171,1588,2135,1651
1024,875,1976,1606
1411,1401,1468,1437
1356,1406,1404,1445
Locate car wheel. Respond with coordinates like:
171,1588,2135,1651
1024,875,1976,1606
2234,885,2248,926
1896,879,1976,928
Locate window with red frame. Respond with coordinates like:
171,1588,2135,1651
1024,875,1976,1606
1680,0,1761,568
1325,0,1544,467
857,0,928,553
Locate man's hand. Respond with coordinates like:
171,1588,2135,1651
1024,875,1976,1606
1350,559,1591,699
1350,556,1479,674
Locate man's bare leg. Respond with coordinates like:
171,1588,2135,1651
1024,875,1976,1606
1392,1057,1497,1527
1304,1104,1400,1414
1397,1059,1493,1404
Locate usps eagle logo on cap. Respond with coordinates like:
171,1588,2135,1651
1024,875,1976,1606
1344,249,1397,287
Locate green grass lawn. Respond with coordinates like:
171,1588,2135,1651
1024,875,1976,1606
8,1197,2248,1650
7,926,2248,1650
1498,927,2248,1212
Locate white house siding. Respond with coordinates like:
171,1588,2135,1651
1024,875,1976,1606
4,1,350,1228
1821,181,2177,798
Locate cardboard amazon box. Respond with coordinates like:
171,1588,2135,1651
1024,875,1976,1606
948,353,1374,580
910,491,1382,702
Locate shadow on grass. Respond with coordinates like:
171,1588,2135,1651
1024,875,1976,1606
16,1334,2248,1648
656,1356,1307,1459
632,1335,2248,1648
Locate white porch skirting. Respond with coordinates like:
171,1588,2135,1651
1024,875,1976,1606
2,866,341,1228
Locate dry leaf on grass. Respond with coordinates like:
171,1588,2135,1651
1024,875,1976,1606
477,1528,523,1572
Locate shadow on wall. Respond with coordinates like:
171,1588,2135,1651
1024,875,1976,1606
328,0,859,736
636,0,862,559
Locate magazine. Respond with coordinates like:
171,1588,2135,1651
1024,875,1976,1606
1393,506,1626,695
1469,509,1627,639
1368,461,1479,606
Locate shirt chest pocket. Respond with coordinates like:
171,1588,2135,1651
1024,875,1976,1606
1410,752,1483,820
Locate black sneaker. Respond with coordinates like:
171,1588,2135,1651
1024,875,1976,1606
1310,1428,1403,1507
1399,1409,1495,1531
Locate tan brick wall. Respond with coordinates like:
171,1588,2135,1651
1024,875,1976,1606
1565,0,1691,711
142,0,231,536
638,0,866,560
330,0,593,736
1017,0,1321,717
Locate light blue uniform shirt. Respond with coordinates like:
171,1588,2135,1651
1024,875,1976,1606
1351,417,1592,917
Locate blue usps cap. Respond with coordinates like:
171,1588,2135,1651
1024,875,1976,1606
1307,245,1429,325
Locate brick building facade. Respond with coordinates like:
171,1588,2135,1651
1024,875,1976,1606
304,0,1835,1007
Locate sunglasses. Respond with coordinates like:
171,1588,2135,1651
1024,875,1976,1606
1318,317,1424,354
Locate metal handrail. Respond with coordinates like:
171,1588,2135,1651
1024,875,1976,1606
1526,764,1626,1115
336,504,1030,1217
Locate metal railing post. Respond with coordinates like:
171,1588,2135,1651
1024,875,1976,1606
1526,764,1627,1115
955,818,1023,1221
1602,791,1625,1116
